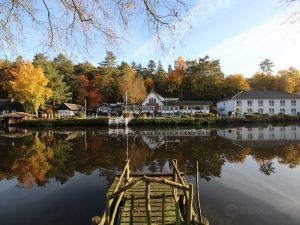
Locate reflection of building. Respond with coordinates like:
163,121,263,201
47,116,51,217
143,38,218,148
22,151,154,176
217,126,300,141
217,90,300,116
140,129,211,150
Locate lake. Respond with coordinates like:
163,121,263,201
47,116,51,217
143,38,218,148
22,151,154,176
0,125,300,225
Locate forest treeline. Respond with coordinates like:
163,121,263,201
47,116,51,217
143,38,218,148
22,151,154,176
0,52,300,113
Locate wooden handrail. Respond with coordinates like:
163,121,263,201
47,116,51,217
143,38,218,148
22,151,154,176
110,177,133,225
113,160,130,193
143,176,189,191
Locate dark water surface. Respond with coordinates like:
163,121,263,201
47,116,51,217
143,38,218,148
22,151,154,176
0,125,300,225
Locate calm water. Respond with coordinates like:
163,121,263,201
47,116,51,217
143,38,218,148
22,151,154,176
0,125,300,225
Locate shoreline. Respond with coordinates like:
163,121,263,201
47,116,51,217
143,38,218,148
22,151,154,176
13,114,300,128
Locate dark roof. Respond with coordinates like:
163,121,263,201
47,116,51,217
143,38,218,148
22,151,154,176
231,90,300,100
63,103,84,111
165,101,212,106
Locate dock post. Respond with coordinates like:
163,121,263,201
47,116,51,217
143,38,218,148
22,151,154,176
196,161,203,224
146,181,151,225
187,183,193,225
172,159,178,200
105,194,110,225
162,193,166,225
175,201,180,225
130,194,134,225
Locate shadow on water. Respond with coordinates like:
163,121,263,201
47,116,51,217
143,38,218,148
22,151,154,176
0,125,300,225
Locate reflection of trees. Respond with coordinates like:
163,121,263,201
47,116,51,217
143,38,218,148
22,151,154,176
278,144,300,168
10,136,54,188
258,161,275,176
1,129,300,187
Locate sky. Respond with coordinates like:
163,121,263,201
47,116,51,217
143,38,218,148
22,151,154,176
10,0,300,77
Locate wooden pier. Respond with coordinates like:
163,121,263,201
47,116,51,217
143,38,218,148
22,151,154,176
93,160,209,225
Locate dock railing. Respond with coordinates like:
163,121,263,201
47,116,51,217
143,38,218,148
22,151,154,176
97,159,200,225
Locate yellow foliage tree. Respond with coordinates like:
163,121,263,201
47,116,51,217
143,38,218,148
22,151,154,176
8,63,52,113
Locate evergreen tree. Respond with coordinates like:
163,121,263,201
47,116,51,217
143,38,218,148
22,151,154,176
147,59,156,75
100,51,117,67
53,54,75,85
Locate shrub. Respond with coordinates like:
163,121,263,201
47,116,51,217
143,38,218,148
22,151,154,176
193,113,215,118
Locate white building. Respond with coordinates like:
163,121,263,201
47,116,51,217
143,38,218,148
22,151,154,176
217,90,300,116
127,91,211,115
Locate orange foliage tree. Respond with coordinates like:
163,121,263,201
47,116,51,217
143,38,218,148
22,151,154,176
8,63,52,113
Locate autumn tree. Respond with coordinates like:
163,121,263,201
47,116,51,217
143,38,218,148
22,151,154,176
117,63,146,104
250,72,277,90
144,77,154,92
276,67,300,93
8,63,52,113
223,74,249,97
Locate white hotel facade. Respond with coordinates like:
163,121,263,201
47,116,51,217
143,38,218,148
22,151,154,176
217,90,300,116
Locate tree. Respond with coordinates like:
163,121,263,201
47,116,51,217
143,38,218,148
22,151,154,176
223,74,249,97
99,51,117,67
186,56,224,102
147,60,157,76
144,77,154,92
117,65,146,104
53,54,75,85
250,72,276,90
276,67,300,93
0,60,13,98
259,59,274,75
0,1,190,55
8,63,52,113
33,53,71,105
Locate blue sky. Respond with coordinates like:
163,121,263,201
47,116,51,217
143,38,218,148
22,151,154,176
13,0,300,77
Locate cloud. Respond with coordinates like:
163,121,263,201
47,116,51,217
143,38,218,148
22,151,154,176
203,9,300,76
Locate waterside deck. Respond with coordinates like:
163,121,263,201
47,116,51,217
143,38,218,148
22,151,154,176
93,160,209,225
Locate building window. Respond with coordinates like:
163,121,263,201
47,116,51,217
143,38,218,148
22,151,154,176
269,126,274,131
269,108,274,115
259,133,264,140
258,108,264,114
237,101,242,106
280,100,285,106
247,100,252,106
269,100,274,106
258,100,263,106
291,100,296,106
149,98,156,104
248,133,253,140
247,108,253,114
291,108,297,115
280,108,285,114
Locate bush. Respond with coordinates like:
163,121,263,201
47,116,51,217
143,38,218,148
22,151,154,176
75,112,85,118
17,118,108,127
193,113,215,118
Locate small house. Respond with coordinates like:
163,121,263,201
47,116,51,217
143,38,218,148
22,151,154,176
1,112,37,126
58,103,84,117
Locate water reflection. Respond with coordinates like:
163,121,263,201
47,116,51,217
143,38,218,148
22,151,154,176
1,126,300,187
0,126,300,225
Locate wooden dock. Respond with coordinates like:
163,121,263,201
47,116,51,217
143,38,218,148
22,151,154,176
93,160,209,225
